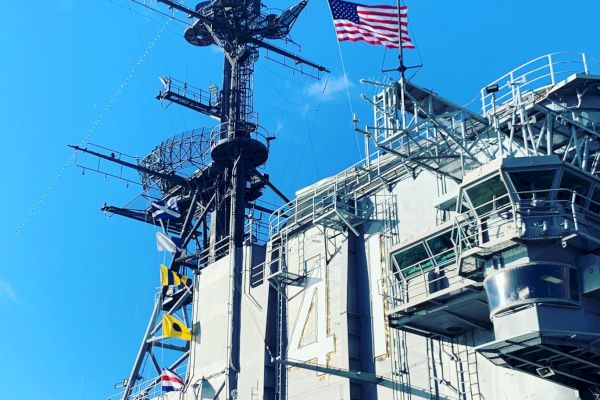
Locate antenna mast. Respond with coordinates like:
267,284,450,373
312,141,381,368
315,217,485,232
71,1,328,399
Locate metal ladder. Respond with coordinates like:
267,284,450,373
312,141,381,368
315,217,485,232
427,338,443,400
273,231,288,400
454,332,481,400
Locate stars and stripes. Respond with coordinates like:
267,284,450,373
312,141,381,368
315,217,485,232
327,0,414,49
161,368,185,392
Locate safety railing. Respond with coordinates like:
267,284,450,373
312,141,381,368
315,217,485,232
245,215,270,245
208,120,268,148
158,76,219,110
197,236,230,268
386,188,600,311
107,363,188,400
269,159,394,236
480,52,590,116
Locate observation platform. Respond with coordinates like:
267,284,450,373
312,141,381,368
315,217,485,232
385,155,600,338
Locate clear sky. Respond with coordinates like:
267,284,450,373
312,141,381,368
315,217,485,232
1,1,600,399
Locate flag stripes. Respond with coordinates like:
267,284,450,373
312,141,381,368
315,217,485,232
161,368,185,392
328,0,415,49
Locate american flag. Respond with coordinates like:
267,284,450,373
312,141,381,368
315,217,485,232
328,0,415,49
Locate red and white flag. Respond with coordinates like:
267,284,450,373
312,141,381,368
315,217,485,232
328,0,415,49
161,368,184,392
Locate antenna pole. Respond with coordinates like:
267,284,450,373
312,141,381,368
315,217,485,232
397,0,407,129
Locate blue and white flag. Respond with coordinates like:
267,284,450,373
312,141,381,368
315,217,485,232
161,368,184,392
151,196,181,220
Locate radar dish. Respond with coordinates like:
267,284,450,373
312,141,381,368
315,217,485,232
138,128,212,192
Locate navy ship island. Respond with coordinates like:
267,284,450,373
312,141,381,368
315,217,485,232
71,0,600,399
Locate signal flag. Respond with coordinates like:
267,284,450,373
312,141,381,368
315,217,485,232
161,368,185,392
162,313,192,341
160,264,191,289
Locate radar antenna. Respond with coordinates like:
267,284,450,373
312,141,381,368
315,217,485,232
71,1,327,399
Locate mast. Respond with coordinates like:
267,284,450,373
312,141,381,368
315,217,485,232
71,1,328,399
397,0,407,129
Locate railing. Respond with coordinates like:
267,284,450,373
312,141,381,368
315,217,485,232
246,215,270,245
386,188,600,311
270,185,375,236
208,121,268,148
269,159,395,236
480,52,590,116
197,236,230,268
158,76,218,110
107,363,188,400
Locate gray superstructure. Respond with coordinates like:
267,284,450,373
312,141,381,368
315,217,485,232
76,3,600,399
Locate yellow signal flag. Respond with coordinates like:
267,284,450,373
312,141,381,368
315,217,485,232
160,264,191,288
162,313,192,341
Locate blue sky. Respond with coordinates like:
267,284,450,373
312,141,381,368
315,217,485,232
1,1,600,399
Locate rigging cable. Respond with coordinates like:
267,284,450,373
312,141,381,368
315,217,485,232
0,20,169,258
326,4,363,160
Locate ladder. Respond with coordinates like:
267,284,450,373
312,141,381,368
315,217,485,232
427,338,442,400
454,332,481,400
272,231,288,400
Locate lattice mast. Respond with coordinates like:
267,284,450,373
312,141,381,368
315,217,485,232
163,1,326,396
69,1,327,399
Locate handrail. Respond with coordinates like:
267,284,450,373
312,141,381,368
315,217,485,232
107,363,189,400
386,187,600,309
480,52,590,116
159,76,218,108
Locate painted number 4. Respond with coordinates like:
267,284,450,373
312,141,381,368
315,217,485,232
288,259,334,366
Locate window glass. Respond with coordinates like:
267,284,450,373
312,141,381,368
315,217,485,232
426,230,455,266
558,171,591,206
508,169,556,199
484,263,580,316
589,187,600,214
465,175,509,216
393,243,433,279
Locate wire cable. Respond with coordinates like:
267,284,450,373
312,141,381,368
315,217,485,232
0,20,169,258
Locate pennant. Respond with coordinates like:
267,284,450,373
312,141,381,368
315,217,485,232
161,368,185,392
162,313,192,341
160,264,191,289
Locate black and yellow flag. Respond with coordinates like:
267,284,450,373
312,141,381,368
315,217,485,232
160,264,191,289
162,313,192,341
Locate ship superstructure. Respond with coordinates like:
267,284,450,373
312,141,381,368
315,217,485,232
73,2,600,399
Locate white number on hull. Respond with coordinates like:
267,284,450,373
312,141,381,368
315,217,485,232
288,258,334,366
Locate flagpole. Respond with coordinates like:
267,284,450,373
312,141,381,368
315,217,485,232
397,0,406,129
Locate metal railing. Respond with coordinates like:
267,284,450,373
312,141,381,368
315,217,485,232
386,188,600,311
159,76,219,110
269,160,396,236
208,121,268,147
197,236,230,268
107,363,189,400
480,52,590,116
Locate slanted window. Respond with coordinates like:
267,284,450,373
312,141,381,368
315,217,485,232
557,171,591,206
465,175,509,216
590,187,600,214
508,169,556,199
426,230,455,266
392,243,432,280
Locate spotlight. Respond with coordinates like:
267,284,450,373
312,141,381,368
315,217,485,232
485,84,500,94
536,366,555,378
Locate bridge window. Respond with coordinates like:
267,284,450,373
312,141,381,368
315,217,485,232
590,187,600,214
392,243,432,280
508,169,556,199
484,263,580,318
465,175,509,216
426,230,455,266
557,171,591,206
